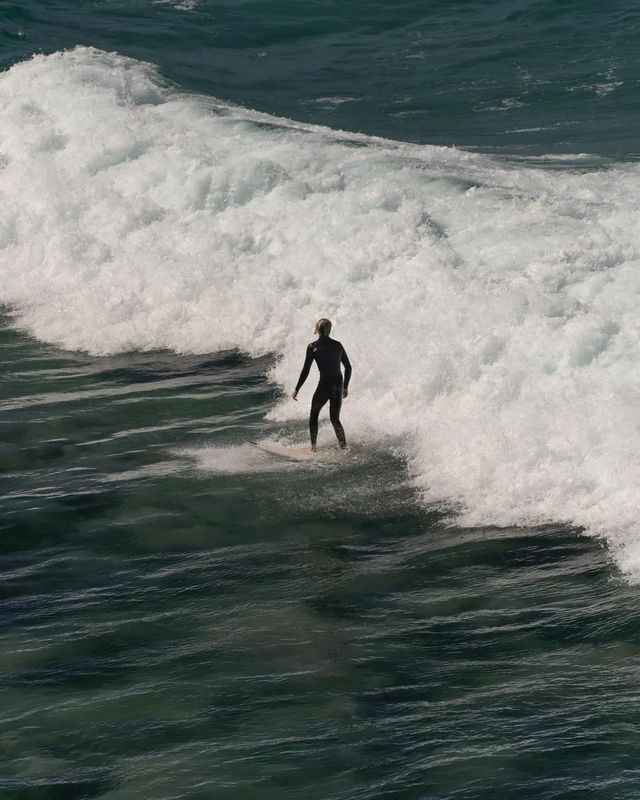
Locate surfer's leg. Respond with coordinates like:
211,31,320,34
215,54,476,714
309,388,329,448
329,387,346,448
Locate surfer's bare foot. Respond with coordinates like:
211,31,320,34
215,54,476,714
306,447,316,454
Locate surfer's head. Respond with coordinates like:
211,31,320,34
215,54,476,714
314,318,332,337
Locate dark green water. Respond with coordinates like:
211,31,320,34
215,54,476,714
3,323,640,799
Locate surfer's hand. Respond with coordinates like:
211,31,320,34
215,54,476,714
343,389,348,399
292,390,298,401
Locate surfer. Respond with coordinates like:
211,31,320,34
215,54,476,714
292,318,351,453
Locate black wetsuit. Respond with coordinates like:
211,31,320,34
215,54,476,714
295,335,352,448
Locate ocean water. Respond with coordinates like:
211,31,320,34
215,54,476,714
3,2,640,798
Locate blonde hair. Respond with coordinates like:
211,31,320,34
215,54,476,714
314,318,332,337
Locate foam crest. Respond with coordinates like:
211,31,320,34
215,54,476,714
3,48,640,577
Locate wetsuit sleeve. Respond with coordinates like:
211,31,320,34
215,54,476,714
341,347,352,390
295,344,314,392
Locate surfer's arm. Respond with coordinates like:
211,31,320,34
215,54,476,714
341,347,352,396
293,344,314,397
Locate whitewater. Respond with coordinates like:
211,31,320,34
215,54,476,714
2,47,640,576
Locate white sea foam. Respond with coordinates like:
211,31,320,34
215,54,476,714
179,439,344,474
3,48,640,577
178,444,292,474
153,0,201,10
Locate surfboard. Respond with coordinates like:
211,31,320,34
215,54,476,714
249,440,316,462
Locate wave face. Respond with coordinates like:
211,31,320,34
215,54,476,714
3,48,640,576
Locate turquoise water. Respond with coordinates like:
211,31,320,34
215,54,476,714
3,2,640,798
2,0,640,155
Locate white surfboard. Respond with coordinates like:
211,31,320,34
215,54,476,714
249,440,316,462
